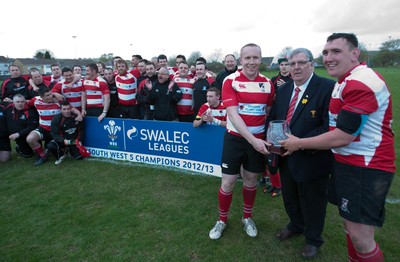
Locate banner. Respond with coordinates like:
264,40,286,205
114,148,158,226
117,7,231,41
83,117,225,177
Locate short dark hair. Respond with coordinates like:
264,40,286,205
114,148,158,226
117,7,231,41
145,62,156,67
176,54,186,61
196,62,207,70
73,65,82,70
38,86,50,97
51,64,60,69
86,63,98,73
132,55,142,60
139,59,149,64
62,67,72,74
61,101,71,107
28,67,41,77
327,33,358,49
157,54,167,61
196,57,207,64
207,87,220,96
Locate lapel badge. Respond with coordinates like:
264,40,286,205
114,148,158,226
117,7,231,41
301,98,308,105
310,110,316,118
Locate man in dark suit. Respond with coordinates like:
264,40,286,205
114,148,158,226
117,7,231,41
266,48,335,259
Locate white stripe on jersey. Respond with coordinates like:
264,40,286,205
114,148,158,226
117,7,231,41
87,99,103,105
232,81,271,93
178,99,193,106
118,93,136,101
116,82,136,90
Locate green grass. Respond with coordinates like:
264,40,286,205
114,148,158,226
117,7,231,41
0,67,399,261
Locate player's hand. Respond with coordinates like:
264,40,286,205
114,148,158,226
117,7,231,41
98,112,106,122
250,138,271,155
277,79,285,87
9,133,20,140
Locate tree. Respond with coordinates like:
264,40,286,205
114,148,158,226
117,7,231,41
358,42,368,63
375,38,400,66
34,49,54,59
277,46,293,59
187,51,202,66
99,53,114,63
208,48,223,63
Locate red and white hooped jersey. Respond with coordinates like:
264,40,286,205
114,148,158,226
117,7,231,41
196,102,226,124
175,77,195,115
83,77,110,108
27,96,61,131
222,70,274,139
115,73,138,106
329,63,395,173
52,79,83,110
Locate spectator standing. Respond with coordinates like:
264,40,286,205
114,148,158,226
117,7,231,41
137,62,158,120
192,63,218,117
271,57,292,89
147,67,182,121
104,67,121,118
215,54,238,90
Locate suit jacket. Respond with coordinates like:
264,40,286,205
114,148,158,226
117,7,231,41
267,73,335,182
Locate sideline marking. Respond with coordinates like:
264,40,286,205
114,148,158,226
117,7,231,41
385,198,400,204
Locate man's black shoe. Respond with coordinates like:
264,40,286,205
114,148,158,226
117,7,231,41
301,244,319,259
34,156,48,166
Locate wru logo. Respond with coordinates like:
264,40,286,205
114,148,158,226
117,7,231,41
104,120,121,141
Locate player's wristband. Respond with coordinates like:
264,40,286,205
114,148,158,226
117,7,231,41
102,111,107,114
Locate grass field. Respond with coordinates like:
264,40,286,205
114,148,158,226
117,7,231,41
0,67,399,261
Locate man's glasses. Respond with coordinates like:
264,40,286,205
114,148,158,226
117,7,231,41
289,60,311,67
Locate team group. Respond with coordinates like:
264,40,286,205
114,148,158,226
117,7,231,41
0,32,395,261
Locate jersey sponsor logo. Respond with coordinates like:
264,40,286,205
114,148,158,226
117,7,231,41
239,83,246,88
222,163,228,168
65,127,77,135
238,104,265,115
259,83,266,92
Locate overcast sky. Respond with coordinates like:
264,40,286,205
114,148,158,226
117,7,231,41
1,0,398,62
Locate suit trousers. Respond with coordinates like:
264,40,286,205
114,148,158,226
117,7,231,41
280,157,329,247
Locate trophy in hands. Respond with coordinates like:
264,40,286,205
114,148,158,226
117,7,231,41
266,120,290,155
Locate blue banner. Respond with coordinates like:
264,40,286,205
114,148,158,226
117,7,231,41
83,117,225,177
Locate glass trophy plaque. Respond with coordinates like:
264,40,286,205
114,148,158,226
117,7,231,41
266,120,290,155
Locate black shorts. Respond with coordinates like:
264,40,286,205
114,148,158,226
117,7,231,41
334,161,394,227
221,132,266,175
0,136,11,151
120,105,139,119
33,127,53,144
